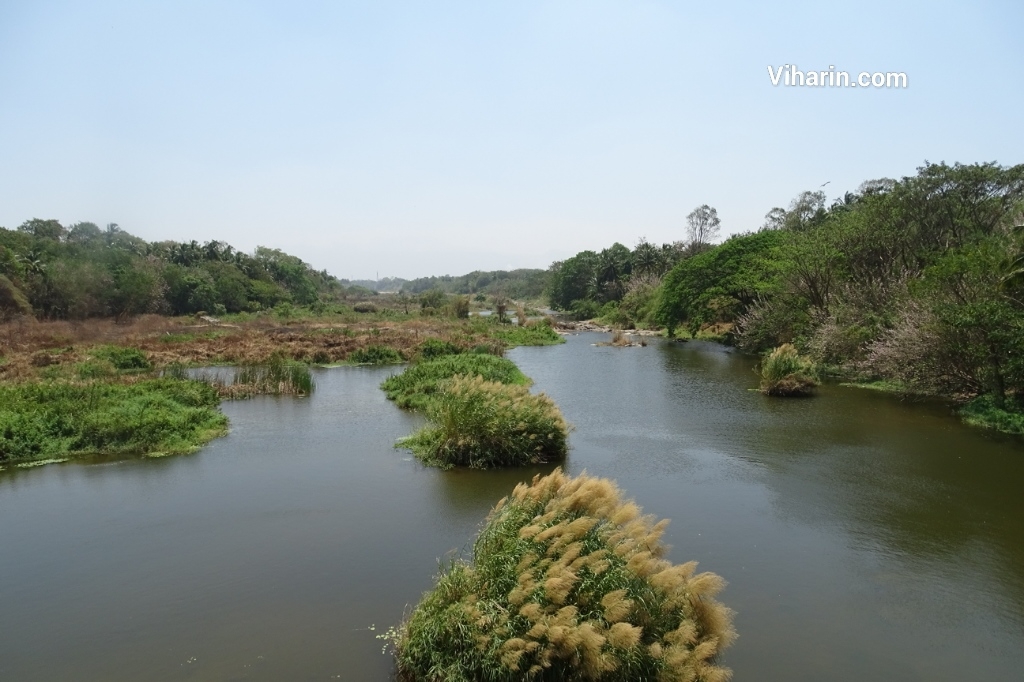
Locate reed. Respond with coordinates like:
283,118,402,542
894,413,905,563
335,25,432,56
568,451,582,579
399,375,568,469
229,355,315,397
392,468,735,681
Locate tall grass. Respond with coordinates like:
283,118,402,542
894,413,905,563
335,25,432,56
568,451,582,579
230,355,314,397
381,354,529,411
960,395,1024,435
348,344,405,365
392,468,735,681
0,379,227,464
399,375,568,469
758,343,819,396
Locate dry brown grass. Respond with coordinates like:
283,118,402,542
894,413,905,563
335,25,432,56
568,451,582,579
0,314,507,381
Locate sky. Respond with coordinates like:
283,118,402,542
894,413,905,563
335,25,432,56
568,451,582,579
1,1,1022,280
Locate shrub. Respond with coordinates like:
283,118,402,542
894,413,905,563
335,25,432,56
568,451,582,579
0,379,227,464
92,345,152,371
959,395,1024,435
381,354,529,411
349,344,404,365
399,375,568,469
353,302,378,313
759,343,818,396
418,338,463,360
392,468,735,681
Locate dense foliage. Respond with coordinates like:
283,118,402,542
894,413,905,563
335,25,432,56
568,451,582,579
393,468,734,681
0,221,345,319
382,353,530,411
0,378,226,464
399,376,568,469
403,269,550,300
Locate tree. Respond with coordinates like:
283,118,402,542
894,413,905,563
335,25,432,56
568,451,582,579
685,204,721,247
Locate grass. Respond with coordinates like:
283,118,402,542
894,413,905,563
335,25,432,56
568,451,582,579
227,355,315,397
381,354,530,411
398,375,569,469
391,468,735,682
487,320,565,347
348,344,405,365
959,395,1024,435
0,379,227,465
91,345,152,371
758,343,819,397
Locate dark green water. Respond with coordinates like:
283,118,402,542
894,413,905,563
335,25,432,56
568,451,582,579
1,335,1022,680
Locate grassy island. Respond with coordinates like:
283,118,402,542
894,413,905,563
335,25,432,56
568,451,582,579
391,468,735,682
758,344,819,397
0,378,227,466
382,353,530,411
399,376,569,469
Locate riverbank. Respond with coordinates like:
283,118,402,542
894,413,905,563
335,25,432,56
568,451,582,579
0,310,564,466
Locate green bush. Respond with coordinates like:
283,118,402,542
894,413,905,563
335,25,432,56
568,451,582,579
92,345,152,371
399,375,568,469
392,468,735,681
418,338,463,360
490,320,565,347
959,395,1024,435
349,344,404,365
381,354,529,411
0,379,227,464
758,343,818,396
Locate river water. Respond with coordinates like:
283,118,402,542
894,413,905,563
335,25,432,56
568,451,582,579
1,334,1022,681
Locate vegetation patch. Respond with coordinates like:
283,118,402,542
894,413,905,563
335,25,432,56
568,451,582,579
0,379,227,465
759,344,819,396
959,395,1024,435
417,338,464,360
91,345,152,371
225,355,314,398
349,344,405,365
489,321,565,347
390,468,735,681
381,354,529,411
399,375,568,469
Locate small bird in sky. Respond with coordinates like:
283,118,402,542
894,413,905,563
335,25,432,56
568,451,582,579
820,181,831,187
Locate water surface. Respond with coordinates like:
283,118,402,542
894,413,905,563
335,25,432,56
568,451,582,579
1,335,1022,681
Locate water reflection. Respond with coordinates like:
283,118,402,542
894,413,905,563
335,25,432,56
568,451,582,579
1,337,1022,681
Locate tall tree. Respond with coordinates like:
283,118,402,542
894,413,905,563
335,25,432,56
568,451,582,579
685,205,721,247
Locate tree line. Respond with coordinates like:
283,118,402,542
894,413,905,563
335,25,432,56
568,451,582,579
546,162,1024,413
0,221,347,319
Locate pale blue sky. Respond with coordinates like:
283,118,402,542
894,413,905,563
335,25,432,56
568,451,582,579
1,1,1021,279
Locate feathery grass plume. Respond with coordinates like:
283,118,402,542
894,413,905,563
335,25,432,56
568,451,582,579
393,468,735,682
381,353,530,411
398,376,569,469
758,343,819,396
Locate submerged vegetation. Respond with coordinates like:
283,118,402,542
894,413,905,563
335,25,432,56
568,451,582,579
399,376,569,469
392,468,735,681
758,344,819,397
382,354,530,411
0,379,226,465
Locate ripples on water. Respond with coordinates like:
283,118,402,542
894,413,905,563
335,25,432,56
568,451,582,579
1,335,1022,681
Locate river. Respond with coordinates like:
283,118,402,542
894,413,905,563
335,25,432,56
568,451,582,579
1,334,1022,681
